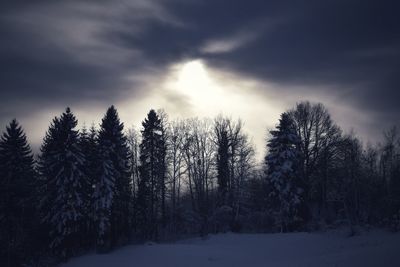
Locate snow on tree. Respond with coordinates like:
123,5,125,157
265,112,303,232
93,146,115,251
79,124,100,246
96,106,131,250
38,108,88,258
137,109,167,240
0,119,37,266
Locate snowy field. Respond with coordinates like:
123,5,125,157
61,230,400,267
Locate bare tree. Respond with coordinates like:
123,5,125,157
126,127,141,200
232,132,255,225
165,119,186,234
288,101,342,220
379,126,400,219
181,118,216,235
214,116,256,231
327,133,363,235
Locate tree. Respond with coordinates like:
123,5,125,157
79,125,99,247
0,119,37,266
360,143,381,223
96,106,131,250
213,116,254,231
92,144,114,251
265,113,303,232
378,126,400,222
137,109,167,240
182,118,216,235
231,131,255,229
328,133,363,234
157,109,168,228
126,126,141,232
165,119,186,235
126,127,140,202
214,117,230,206
288,101,341,220
38,108,87,259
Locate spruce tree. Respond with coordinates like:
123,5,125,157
215,122,230,206
0,119,36,266
96,106,131,250
79,125,99,247
137,109,166,240
38,108,87,258
265,113,303,232
93,144,114,251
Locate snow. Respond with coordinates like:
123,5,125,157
60,230,400,267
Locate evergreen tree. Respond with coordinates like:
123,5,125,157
0,119,36,267
38,108,87,259
93,145,114,251
96,106,131,250
137,109,167,240
215,122,230,206
265,113,303,232
79,125,99,247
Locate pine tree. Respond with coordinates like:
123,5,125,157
38,108,87,258
0,119,36,266
93,145,114,251
215,120,230,206
137,109,167,240
96,106,131,250
265,113,303,232
79,125,99,247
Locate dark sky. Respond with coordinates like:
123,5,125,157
1,0,399,157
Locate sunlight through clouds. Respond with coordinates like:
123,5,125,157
170,59,225,116
113,58,285,160
157,59,285,159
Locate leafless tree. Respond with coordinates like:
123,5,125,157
288,101,342,219
126,126,141,200
214,116,256,230
327,133,363,235
180,118,216,234
165,119,186,234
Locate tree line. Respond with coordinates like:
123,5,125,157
1,101,399,266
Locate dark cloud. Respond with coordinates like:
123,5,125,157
193,0,400,114
0,0,399,145
0,0,171,125
98,0,400,115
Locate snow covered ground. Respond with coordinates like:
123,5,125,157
61,230,400,267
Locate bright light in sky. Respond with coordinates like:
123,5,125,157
177,60,209,87
174,59,225,115
18,59,368,164
17,58,369,163
114,59,284,161
156,59,286,160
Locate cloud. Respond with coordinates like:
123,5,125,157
1,0,399,158
199,17,283,54
198,1,400,119
200,31,259,54
0,0,183,125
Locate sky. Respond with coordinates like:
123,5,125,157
1,0,399,160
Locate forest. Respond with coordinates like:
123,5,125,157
1,100,400,266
